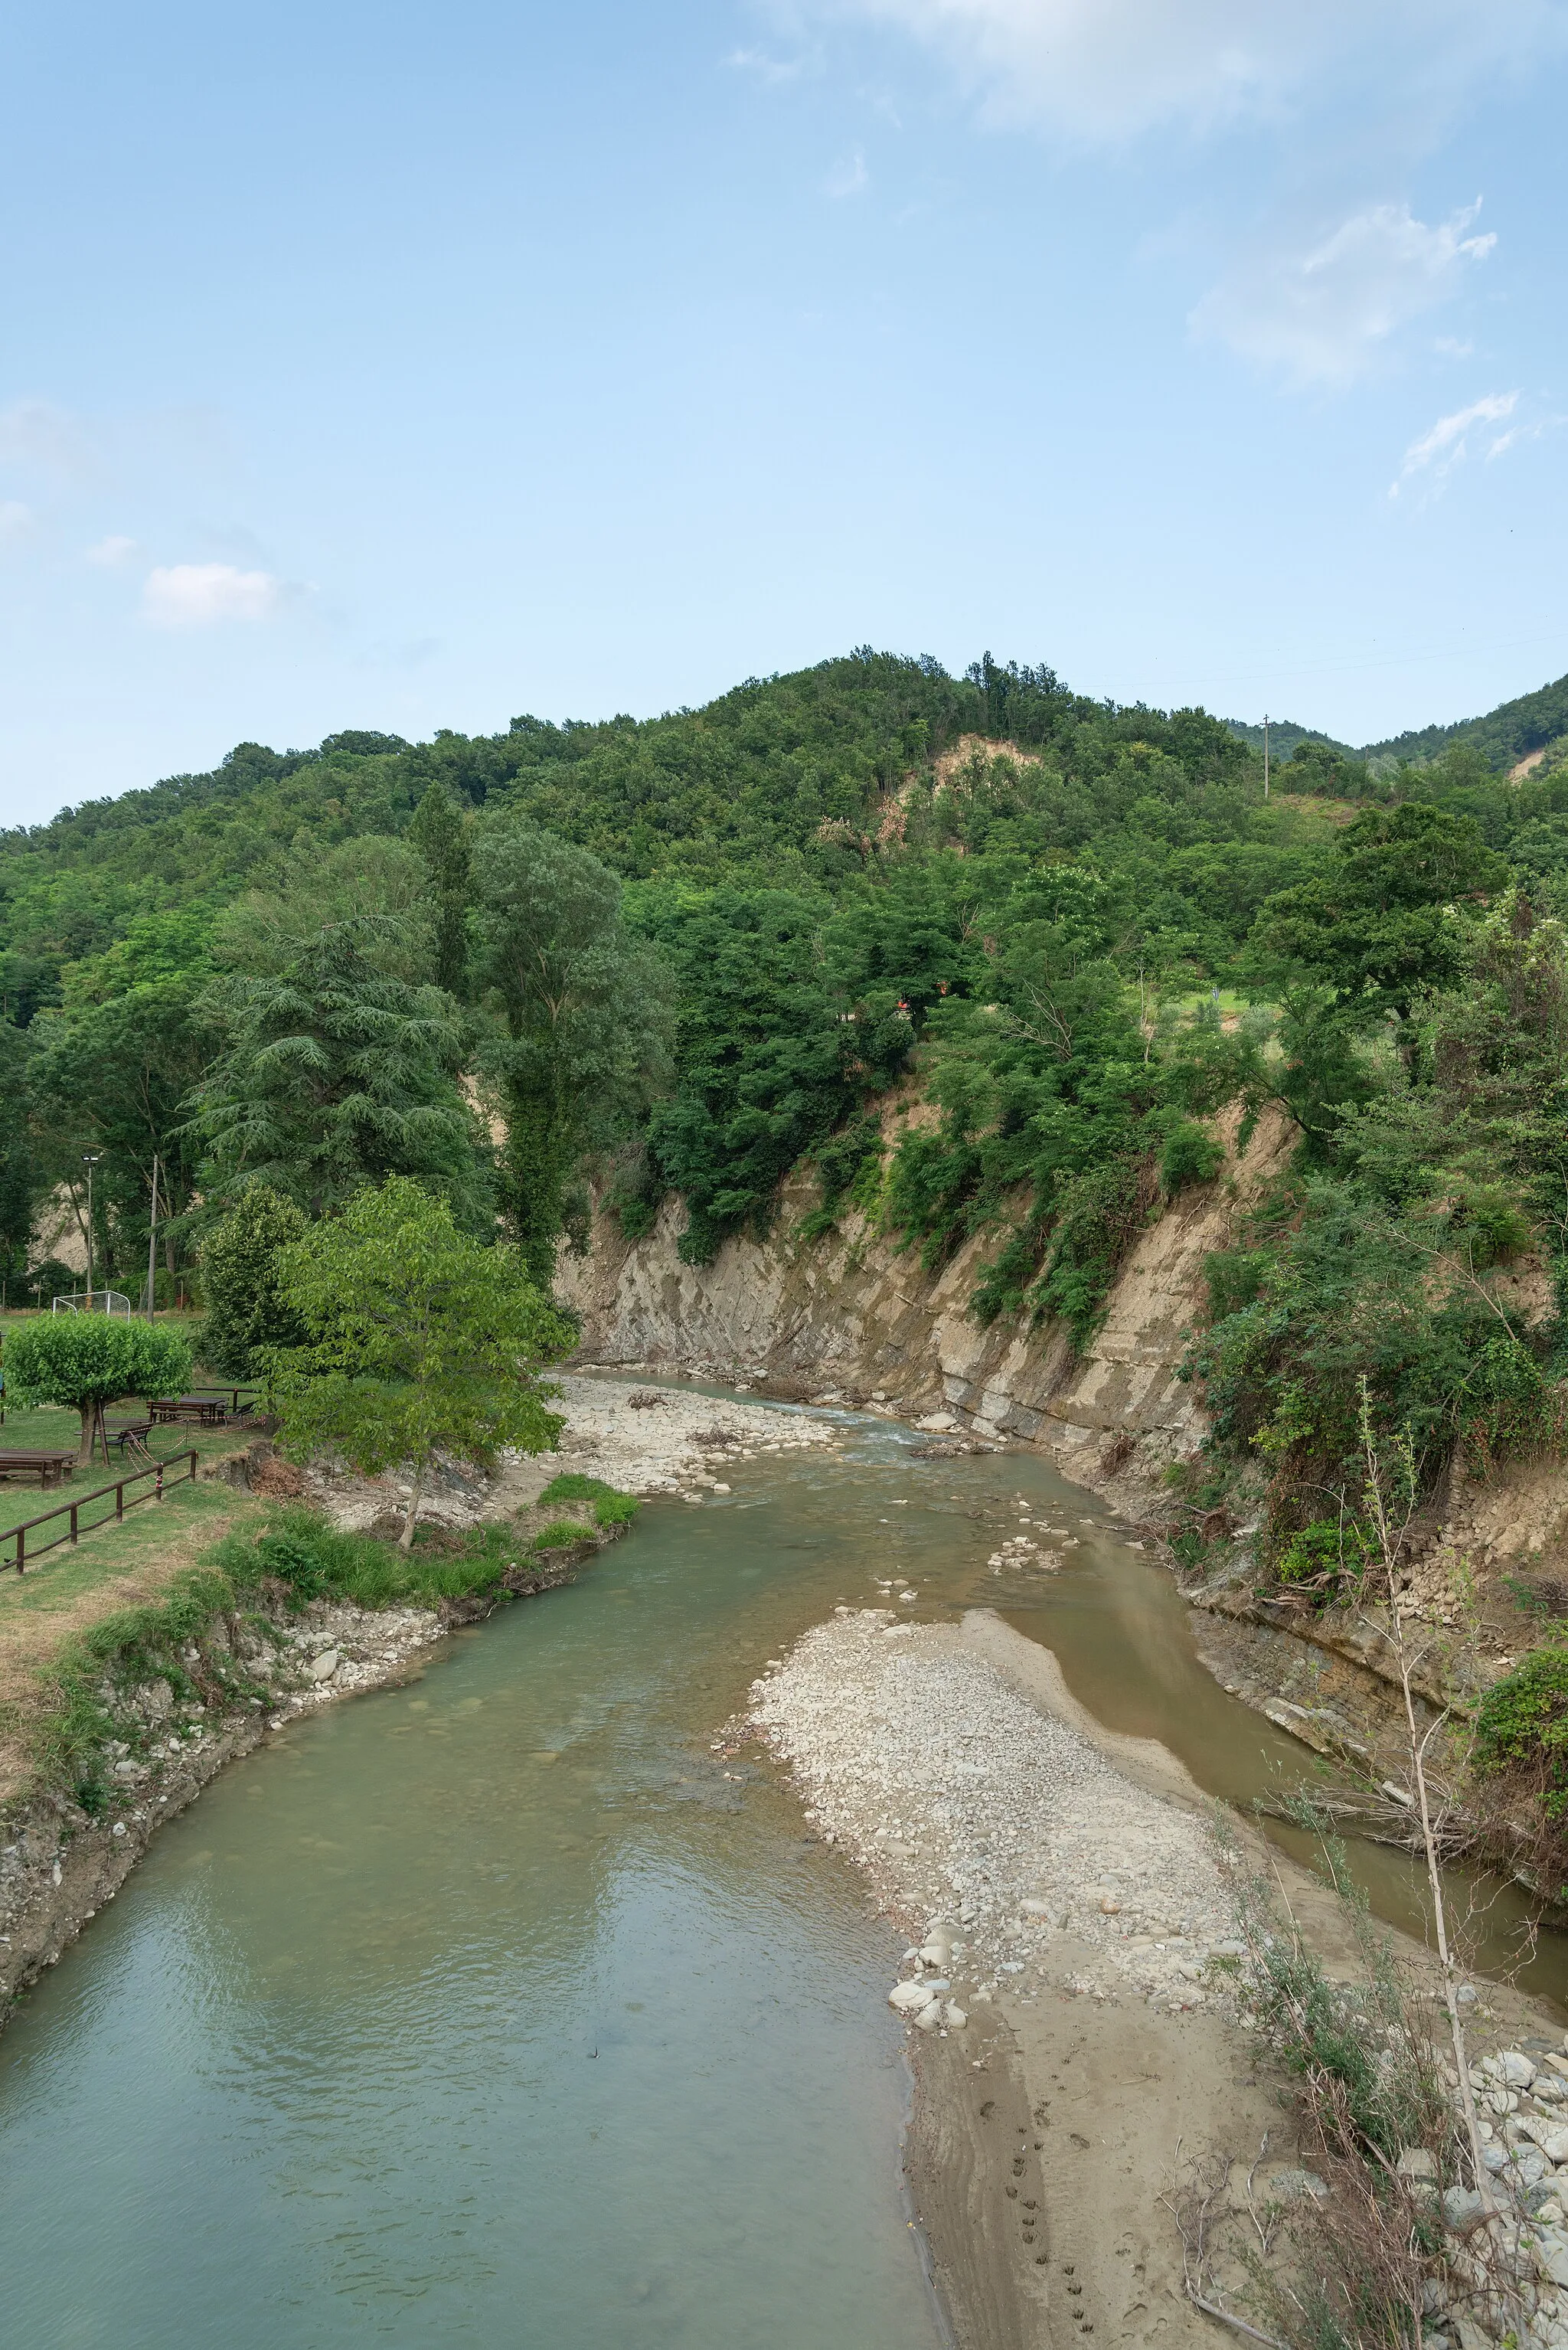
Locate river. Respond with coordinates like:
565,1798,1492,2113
0,1398,1560,2345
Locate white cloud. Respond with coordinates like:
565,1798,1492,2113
825,145,870,195
0,501,32,542
1189,201,1496,386
86,534,137,567
812,0,1566,143
1390,390,1517,496
142,562,285,627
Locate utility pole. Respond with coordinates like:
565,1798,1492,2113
1263,714,1270,799
145,1154,160,1317
82,1151,101,1306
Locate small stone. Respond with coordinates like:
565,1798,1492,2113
944,2003,968,2030
110,1823,126,1838
1396,2146,1438,2182
1271,2169,1328,2203
1504,2051,1539,2088
309,1649,341,1682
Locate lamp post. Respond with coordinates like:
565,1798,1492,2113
145,1153,160,1317
82,1152,102,1306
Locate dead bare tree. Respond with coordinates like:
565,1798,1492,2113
1353,1377,1492,2213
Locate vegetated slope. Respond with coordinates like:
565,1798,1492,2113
1359,665,1568,773
1222,717,1354,763
11,648,1568,1554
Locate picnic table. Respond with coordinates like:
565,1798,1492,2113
103,1417,157,1460
149,1396,230,1427
0,1448,77,1488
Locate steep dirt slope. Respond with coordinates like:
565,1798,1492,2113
559,1103,1295,1508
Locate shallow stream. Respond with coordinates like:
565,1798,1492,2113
1,1398,1562,2345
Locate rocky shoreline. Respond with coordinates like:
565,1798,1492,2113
744,1600,1568,2350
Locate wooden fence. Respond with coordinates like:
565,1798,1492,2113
3,1451,201,1574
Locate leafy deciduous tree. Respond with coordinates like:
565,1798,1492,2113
270,1176,571,1547
5,1316,193,1464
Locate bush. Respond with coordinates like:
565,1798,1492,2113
1473,1639,1568,1822
1157,1119,1225,1195
1272,1516,1375,1604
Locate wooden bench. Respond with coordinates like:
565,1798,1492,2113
0,1449,77,1488
103,1419,157,1462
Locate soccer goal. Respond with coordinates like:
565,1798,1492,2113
52,1290,133,1316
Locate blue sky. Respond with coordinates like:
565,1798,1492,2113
2,0,1566,820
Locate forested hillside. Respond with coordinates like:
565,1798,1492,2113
8,643,1568,1583
1360,664,1568,776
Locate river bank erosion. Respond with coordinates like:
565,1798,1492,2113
2,1374,1566,2348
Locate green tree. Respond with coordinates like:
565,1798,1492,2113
471,819,672,1286
28,972,212,1288
408,786,472,998
270,1177,570,1547
1252,802,1506,1019
5,1316,192,1464
198,1187,309,1381
0,1021,44,1286
191,924,489,1221
216,834,436,985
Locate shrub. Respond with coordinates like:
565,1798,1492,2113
1158,1119,1224,1194
1472,1639,1568,1822
5,1316,193,1463
1272,1516,1375,1604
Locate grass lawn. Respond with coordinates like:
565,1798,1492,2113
0,1475,268,1805
0,1407,253,1543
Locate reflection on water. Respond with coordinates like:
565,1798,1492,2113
0,1401,1560,2345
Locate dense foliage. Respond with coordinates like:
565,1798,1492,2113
270,1177,572,1545
7,642,1568,1544
5,1316,192,1461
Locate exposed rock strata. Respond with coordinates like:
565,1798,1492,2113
559,1103,1294,1505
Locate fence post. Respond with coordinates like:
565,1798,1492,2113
14,1526,22,1574
155,1463,164,1503
116,1481,124,1521
70,1503,78,1544
188,1450,198,1485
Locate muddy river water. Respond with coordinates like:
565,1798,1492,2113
1,1398,1562,2345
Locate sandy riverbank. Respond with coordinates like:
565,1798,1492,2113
748,1604,1560,2350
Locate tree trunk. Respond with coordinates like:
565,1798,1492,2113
399,1463,424,1551
78,1406,95,1466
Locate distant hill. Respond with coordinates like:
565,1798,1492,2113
1223,717,1354,763
1357,666,1568,773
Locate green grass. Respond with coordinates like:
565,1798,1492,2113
0,1405,250,1543
531,1518,596,1550
0,1479,256,1622
537,1472,641,1529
